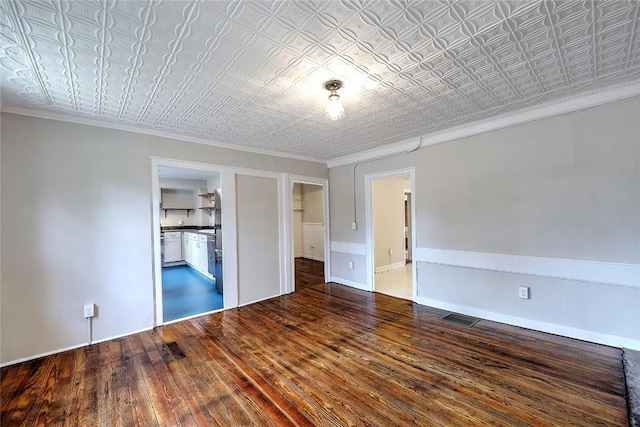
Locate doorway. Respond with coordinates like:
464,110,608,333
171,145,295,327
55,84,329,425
365,168,416,300
154,164,224,324
291,180,328,290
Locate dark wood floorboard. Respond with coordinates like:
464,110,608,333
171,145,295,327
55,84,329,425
1,283,628,426
295,257,324,290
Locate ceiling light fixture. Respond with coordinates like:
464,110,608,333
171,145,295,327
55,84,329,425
324,79,345,121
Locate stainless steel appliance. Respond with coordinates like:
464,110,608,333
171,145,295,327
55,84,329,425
207,228,223,294
160,232,165,266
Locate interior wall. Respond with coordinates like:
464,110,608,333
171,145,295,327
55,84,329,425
299,183,324,261
301,184,323,224
236,175,280,305
293,183,303,257
0,112,326,365
159,178,208,226
329,96,640,348
373,176,408,271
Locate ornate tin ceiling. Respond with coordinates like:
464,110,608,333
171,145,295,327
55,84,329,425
1,0,640,161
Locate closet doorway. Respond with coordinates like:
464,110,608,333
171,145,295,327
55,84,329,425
292,181,327,290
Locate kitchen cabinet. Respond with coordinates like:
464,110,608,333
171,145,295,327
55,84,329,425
191,240,201,270
183,233,192,264
164,232,182,263
197,235,208,274
181,232,211,278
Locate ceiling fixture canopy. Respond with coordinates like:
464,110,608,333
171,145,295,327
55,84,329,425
324,79,345,121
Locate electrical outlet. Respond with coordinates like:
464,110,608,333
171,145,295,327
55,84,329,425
310,241,314,248
351,221,357,230
518,286,530,300
348,261,354,269
389,248,393,255
84,303,95,318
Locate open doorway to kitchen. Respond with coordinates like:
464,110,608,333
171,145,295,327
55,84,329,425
367,169,415,300
154,165,223,323
291,179,329,291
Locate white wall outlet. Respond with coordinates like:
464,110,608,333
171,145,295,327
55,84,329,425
389,248,393,255
518,286,530,299
351,221,357,230
348,261,354,269
84,303,95,318
310,241,314,248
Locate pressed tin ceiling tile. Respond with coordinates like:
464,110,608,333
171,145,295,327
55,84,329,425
1,0,639,161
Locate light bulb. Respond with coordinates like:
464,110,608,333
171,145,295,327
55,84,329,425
324,91,345,121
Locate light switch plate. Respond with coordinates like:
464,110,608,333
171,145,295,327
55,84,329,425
84,303,95,318
518,287,530,299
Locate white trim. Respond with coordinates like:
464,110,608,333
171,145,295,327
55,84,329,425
414,297,640,351
330,241,365,256
153,157,281,325
414,247,640,288
4,106,325,164
238,293,280,308
330,276,369,291
287,175,331,293
375,261,406,273
327,82,640,168
221,168,238,310
0,327,154,368
327,137,420,168
150,160,163,325
162,308,224,325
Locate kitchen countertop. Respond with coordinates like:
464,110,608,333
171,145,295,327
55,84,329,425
161,225,220,231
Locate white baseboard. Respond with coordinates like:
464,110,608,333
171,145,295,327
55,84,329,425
375,261,405,273
414,296,640,351
238,293,280,308
330,276,370,291
0,326,154,368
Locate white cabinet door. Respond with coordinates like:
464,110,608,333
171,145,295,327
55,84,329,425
191,241,201,270
199,242,208,274
164,238,182,262
183,236,192,264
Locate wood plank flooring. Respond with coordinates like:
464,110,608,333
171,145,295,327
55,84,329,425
1,283,628,426
294,257,325,290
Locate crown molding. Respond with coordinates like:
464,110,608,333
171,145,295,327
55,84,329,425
327,80,640,169
326,137,421,168
0,106,327,165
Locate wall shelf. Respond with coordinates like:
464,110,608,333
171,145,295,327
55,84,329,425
161,208,195,218
199,206,218,216
199,192,216,202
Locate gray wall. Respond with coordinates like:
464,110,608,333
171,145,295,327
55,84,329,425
329,96,640,347
0,112,326,364
236,175,280,305
301,183,323,224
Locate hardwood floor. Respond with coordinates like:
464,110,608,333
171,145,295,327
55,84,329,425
1,283,628,426
294,257,324,290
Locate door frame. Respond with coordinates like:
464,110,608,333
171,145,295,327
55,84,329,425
364,167,416,298
150,157,235,326
286,174,330,293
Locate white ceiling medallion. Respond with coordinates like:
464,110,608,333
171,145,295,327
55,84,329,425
324,80,345,121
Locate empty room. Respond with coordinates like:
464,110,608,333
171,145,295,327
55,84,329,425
1,0,639,425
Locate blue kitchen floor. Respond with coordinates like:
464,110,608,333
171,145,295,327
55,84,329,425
162,265,223,322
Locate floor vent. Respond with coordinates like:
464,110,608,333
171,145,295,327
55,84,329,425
440,313,480,327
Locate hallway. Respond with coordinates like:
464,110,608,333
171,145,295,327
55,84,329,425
375,263,412,300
